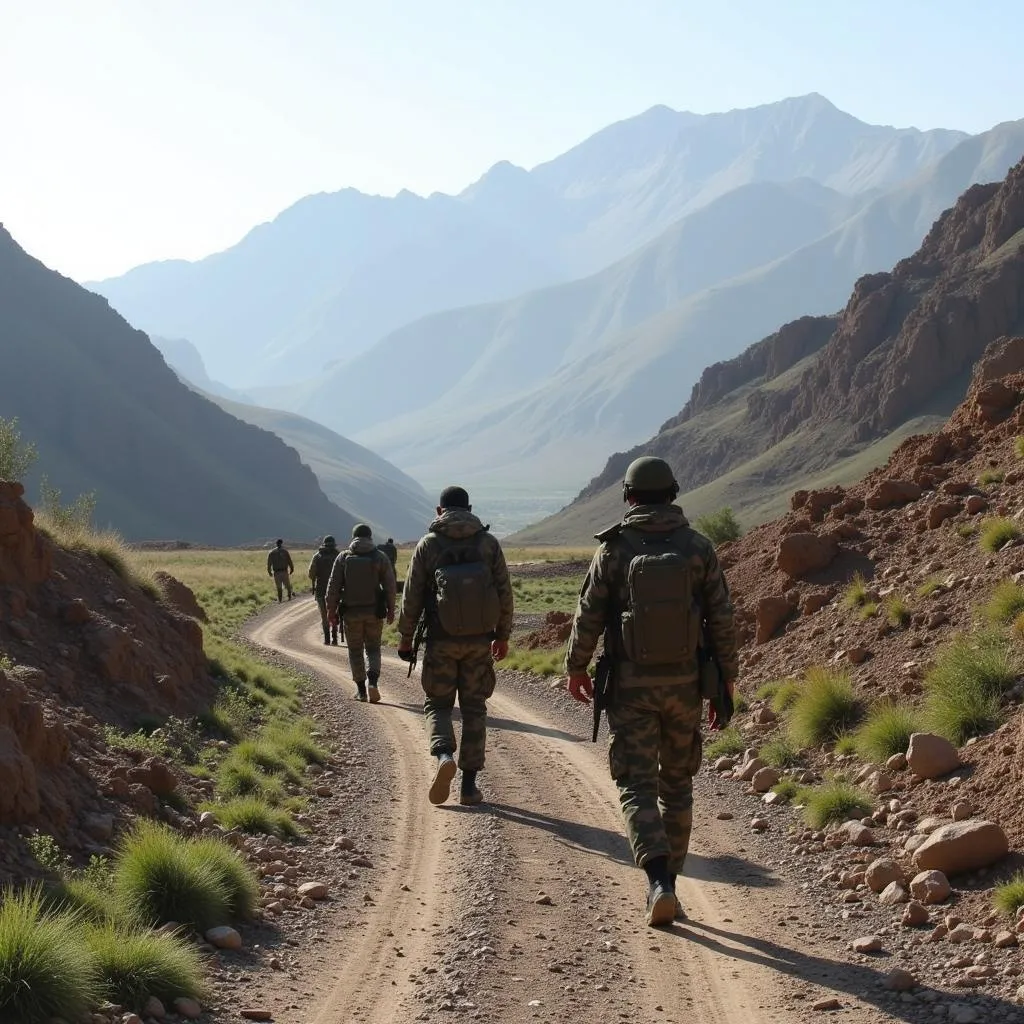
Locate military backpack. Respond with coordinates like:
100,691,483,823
343,552,381,609
617,526,699,666
433,534,500,637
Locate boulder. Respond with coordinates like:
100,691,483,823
776,533,839,578
912,820,1009,876
909,869,952,904
879,882,910,906
865,857,905,894
866,480,923,510
755,596,796,644
298,881,329,900
737,758,767,782
906,733,960,779
837,821,876,846
204,925,243,950
928,501,963,529
750,767,781,793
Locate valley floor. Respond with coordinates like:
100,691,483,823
225,598,1023,1024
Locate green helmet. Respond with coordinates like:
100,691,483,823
322,535,336,547
622,456,678,499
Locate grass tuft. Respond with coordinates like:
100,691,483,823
833,735,859,755
978,468,1005,486
993,872,1024,917
760,736,803,768
1016,437,1024,460
186,839,259,920
841,572,870,611
113,822,229,931
916,575,945,599
801,783,873,829
979,517,1022,553
923,631,1017,744
787,666,863,748
982,579,1024,625
203,796,300,838
704,728,747,760
768,680,802,715
85,924,205,1007
883,595,911,628
854,702,923,761
771,778,801,801
0,888,99,1024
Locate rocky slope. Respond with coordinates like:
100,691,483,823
0,480,212,880
0,226,359,543
521,153,1024,543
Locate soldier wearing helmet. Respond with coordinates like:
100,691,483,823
308,534,340,645
565,455,738,927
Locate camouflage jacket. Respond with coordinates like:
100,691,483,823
267,546,293,573
378,541,398,568
398,509,514,644
325,537,397,617
307,543,339,598
565,504,738,685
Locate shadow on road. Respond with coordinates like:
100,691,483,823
379,698,584,744
685,851,781,889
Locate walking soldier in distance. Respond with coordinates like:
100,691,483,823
565,456,738,927
397,486,514,807
267,538,294,601
307,534,340,646
378,536,398,572
326,524,396,703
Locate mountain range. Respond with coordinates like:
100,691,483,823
516,155,1024,543
0,226,358,544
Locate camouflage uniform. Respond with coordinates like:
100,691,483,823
398,509,514,770
378,540,398,571
565,504,738,875
326,537,396,686
267,545,294,600
307,540,340,643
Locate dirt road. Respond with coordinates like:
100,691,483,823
249,600,906,1024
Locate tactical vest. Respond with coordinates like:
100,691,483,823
432,534,500,637
343,552,380,609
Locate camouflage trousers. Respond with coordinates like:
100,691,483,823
606,681,703,875
315,596,337,641
421,640,496,771
344,613,383,683
273,570,292,600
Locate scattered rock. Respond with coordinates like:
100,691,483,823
950,800,974,821
750,767,781,793
204,925,242,950
837,821,876,846
886,753,908,771
879,882,910,906
755,595,797,643
906,733,960,779
240,1013,273,1022
909,869,952,904
172,998,202,1020
912,820,1010,875
865,857,905,893
298,882,329,900
866,480,922,510
738,757,767,782
994,930,1019,948
901,901,930,927
142,997,166,1019
851,935,882,953
883,968,918,992
812,996,842,1011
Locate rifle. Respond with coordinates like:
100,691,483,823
403,615,427,678
699,619,733,729
591,624,619,742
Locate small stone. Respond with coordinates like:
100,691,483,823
750,766,781,793
909,869,952,904
878,882,910,906
886,753,908,771
865,857,904,893
901,901,929,927
315,785,333,797
142,997,165,1019
994,930,1018,948
812,997,842,1010
240,1012,273,1022
851,935,882,953
750,817,769,831
716,811,734,820
298,882,329,900
535,894,553,906
950,800,974,821
121,1015,143,1024
738,757,767,782
948,924,974,943
199,810,218,827
204,925,242,950
713,756,737,772
883,968,917,991
837,821,875,846
172,998,202,1020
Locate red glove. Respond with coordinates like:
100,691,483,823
327,610,338,628
567,672,593,703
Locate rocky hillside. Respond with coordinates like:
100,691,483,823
0,226,358,544
520,155,1024,544
0,481,213,882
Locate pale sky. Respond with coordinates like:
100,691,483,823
1,0,1022,282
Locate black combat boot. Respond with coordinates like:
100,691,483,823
367,672,381,704
355,682,367,702
459,769,483,806
669,873,686,921
330,625,338,646
643,856,675,928
428,753,456,805
322,625,331,646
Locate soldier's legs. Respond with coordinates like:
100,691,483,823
657,687,702,875
345,617,368,683
607,688,669,868
364,618,384,681
455,647,496,772
421,645,458,757
316,596,330,644
273,570,285,600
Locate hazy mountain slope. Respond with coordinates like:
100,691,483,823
358,120,1024,487
266,177,865,435
516,154,1024,544
151,335,249,401
203,394,433,541
88,95,966,389
0,226,356,544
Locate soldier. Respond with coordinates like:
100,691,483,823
326,524,396,703
267,538,294,601
307,535,340,645
378,536,398,572
397,486,514,807
564,456,738,927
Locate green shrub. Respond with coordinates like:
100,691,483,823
978,468,1005,486
44,876,117,926
980,517,1022,553
854,702,923,761
113,823,229,930
956,522,978,539
754,680,784,701
232,739,304,783
993,872,1024,917
916,575,945,599
760,736,802,768
771,778,801,801
787,666,863,748
858,600,879,621
833,735,859,755
695,507,742,546
768,680,802,715
186,839,259,920
924,632,1017,744
883,595,911,627
0,888,99,1024
801,783,873,829
983,579,1024,625
501,646,566,676
0,416,38,481
215,757,286,803
204,797,299,838
1016,436,1024,460
85,924,204,1007
24,833,69,874
841,572,870,611
261,719,328,765
704,728,747,759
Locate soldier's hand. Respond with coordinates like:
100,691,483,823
567,672,593,703
386,610,395,625
397,637,413,662
327,611,338,628
491,639,509,661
